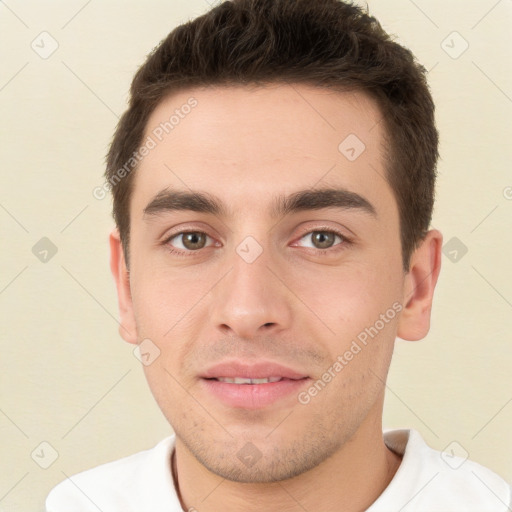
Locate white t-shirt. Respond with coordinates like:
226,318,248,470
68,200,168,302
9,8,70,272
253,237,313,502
46,429,511,511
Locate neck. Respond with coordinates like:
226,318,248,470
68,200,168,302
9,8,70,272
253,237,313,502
172,415,402,512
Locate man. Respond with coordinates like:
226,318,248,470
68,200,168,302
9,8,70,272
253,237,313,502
46,0,511,510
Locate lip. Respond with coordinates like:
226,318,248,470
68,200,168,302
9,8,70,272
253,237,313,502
199,360,310,409
200,361,308,380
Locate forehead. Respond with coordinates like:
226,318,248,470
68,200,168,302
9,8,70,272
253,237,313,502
132,84,395,219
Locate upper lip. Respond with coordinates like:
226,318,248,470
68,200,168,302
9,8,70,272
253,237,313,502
200,361,308,380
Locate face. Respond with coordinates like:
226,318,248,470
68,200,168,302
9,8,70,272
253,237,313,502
111,84,432,483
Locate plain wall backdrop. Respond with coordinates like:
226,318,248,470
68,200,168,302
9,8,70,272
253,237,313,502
0,0,511,510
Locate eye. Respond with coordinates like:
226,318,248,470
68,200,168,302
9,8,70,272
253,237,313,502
167,231,214,251
296,230,345,250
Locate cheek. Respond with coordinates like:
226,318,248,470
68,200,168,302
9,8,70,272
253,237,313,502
288,260,403,376
130,279,175,337
129,263,213,337
293,260,401,325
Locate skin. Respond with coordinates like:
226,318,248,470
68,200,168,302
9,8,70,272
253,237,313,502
110,84,442,511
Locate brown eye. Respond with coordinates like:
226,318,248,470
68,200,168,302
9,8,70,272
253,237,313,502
311,231,336,249
169,232,211,251
181,232,207,250
296,230,344,250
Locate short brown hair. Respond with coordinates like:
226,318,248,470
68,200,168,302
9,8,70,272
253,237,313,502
106,0,438,271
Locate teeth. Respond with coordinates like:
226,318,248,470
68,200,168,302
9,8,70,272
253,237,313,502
216,376,283,384
251,377,282,384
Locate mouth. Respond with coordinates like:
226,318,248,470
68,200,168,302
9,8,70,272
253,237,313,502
209,376,295,384
199,361,310,409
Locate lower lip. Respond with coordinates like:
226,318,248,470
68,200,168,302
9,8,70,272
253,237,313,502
200,378,310,409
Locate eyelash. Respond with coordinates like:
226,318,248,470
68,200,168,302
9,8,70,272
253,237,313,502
162,228,352,257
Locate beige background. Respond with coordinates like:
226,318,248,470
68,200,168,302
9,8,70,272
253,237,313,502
0,0,511,510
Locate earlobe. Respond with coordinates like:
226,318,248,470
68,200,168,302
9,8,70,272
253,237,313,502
109,229,138,344
397,229,443,341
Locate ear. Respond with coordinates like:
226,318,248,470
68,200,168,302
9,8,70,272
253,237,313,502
397,229,443,341
109,228,137,344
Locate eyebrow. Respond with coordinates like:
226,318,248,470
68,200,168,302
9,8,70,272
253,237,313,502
143,187,377,219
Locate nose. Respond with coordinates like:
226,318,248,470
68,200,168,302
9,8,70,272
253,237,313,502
209,243,293,339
